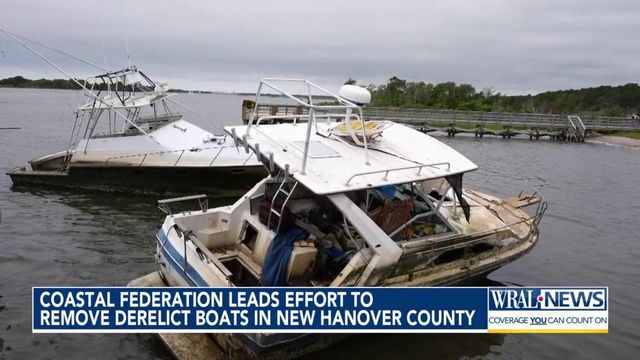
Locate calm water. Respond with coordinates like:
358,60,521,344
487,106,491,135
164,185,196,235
1,88,639,359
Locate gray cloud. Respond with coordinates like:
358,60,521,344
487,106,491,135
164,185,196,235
1,0,639,94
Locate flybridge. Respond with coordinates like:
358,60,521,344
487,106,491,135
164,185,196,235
225,78,477,195
77,66,173,110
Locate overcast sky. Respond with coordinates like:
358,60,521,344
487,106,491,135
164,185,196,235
1,0,639,94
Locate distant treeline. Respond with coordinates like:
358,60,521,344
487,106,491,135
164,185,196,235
0,76,84,90
3,75,639,115
0,75,210,94
349,77,640,116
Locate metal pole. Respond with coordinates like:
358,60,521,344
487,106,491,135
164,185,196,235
300,108,315,175
359,108,370,165
246,81,263,136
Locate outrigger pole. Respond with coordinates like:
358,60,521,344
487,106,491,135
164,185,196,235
5,31,107,72
0,28,159,144
5,29,225,136
3,29,223,138
164,97,225,136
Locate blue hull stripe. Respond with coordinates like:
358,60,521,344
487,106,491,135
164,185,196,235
156,229,210,287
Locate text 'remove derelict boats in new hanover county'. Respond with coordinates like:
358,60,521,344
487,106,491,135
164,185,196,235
129,79,548,360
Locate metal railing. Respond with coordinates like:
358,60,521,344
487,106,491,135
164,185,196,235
468,169,548,228
103,144,230,167
344,162,451,186
244,78,371,175
253,113,361,125
364,107,640,131
158,194,208,215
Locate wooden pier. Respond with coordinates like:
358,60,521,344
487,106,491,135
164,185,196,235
363,108,619,142
241,100,640,142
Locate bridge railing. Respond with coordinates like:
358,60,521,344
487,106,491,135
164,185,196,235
579,115,639,131
240,102,640,131
364,107,640,131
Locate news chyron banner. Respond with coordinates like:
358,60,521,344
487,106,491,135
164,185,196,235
32,287,608,334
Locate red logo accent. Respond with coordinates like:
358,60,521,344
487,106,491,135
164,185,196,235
537,295,544,302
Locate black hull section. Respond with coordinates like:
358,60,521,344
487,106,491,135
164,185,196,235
8,165,267,197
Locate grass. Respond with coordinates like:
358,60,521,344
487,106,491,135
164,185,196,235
610,131,640,140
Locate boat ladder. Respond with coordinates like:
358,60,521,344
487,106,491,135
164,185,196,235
267,177,298,234
63,111,83,166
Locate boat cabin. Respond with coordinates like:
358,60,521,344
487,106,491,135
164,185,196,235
156,79,546,289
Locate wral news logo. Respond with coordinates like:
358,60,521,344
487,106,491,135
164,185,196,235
489,287,607,311
487,287,609,333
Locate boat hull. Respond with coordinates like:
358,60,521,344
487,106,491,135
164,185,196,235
131,261,518,360
7,164,267,197
223,236,537,359
148,228,538,359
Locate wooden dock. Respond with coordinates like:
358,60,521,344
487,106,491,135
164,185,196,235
241,101,640,142
365,108,602,141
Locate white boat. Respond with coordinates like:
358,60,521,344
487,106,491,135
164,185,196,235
131,79,547,359
7,67,265,196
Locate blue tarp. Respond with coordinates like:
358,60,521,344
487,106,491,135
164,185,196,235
260,226,309,286
377,185,397,199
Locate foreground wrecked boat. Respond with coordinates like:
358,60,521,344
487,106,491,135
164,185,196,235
7,67,264,196
130,79,547,359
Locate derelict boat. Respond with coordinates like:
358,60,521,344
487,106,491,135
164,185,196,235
130,79,547,359
7,67,265,196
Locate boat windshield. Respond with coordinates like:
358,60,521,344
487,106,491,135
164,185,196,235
251,175,458,285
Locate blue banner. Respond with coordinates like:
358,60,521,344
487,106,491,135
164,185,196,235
32,287,608,333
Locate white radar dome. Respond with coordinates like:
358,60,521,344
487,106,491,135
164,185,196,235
339,85,371,105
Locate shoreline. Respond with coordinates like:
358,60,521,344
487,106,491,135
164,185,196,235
588,135,640,148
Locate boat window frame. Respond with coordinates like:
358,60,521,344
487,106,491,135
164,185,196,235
359,179,459,245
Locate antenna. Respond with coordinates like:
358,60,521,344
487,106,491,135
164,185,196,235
102,45,109,72
124,34,131,67
119,0,132,68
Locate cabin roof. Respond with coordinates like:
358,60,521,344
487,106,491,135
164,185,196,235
225,121,477,195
